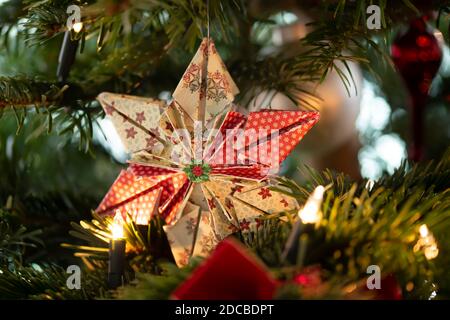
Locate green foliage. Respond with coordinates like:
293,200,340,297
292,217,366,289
22,0,72,46
0,0,447,142
269,148,450,299
239,217,290,267
0,113,121,267
75,31,170,96
21,0,246,51
0,114,119,218
0,76,66,109
0,198,107,300
0,263,108,299
115,260,201,300
0,208,42,266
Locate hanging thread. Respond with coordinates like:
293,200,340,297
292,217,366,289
207,0,210,41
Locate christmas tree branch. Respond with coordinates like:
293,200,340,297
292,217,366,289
0,115,120,229
233,24,377,108
1,0,443,128
21,0,246,51
0,76,67,109
0,77,103,151
0,263,109,299
0,208,43,266
269,148,450,298
0,30,169,146
115,260,201,300
0,0,25,48
252,0,448,26
74,31,170,96
21,0,71,46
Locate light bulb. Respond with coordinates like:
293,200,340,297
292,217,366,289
415,224,439,260
424,245,439,260
419,224,429,238
72,22,83,33
111,212,124,239
365,179,375,191
298,185,324,224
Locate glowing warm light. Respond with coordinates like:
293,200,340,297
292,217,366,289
365,179,375,191
72,22,83,33
419,224,429,238
406,282,414,292
344,283,357,294
414,224,439,260
424,245,439,260
298,185,325,224
111,212,125,239
135,209,150,225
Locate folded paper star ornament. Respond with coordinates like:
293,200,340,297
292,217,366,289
96,38,319,266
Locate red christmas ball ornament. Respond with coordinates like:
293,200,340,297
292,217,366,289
378,275,403,300
391,17,442,162
365,274,403,300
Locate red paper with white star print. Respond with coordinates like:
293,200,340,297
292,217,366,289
96,38,318,267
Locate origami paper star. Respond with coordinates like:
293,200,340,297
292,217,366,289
96,38,319,266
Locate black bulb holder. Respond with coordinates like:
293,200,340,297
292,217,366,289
281,220,314,265
57,31,79,83
108,238,126,290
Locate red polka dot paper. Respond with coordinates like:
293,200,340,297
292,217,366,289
96,169,163,222
241,110,320,167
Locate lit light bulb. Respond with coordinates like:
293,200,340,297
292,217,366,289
298,185,325,224
365,179,375,191
111,212,125,239
72,22,83,33
108,211,126,289
414,224,439,260
135,209,149,225
419,224,429,238
424,244,439,260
